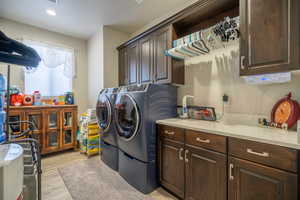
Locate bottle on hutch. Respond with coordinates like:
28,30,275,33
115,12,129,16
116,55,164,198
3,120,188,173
65,92,74,105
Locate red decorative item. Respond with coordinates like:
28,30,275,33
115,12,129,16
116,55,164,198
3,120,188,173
23,95,34,106
271,93,300,129
10,94,23,106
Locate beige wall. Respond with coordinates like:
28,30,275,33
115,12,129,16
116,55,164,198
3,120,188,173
179,44,300,118
87,26,129,108
88,27,104,108
0,18,89,115
103,26,130,88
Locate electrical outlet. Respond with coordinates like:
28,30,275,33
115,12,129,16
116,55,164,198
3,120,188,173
222,94,229,103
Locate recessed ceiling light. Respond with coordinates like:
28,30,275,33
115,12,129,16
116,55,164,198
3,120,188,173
46,9,56,16
135,0,144,4
48,0,59,4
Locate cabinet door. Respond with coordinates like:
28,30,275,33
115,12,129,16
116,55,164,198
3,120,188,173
139,35,154,84
8,111,25,135
118,48,129,86
158,138,185,199
45,131,60,152
185,146,227,200
127,42,139,85
47,110,60,130
61,109,76,149
228,157,298,200
154,25,172,84
25,110,43,133
240,0,300,75
62,129,74,148
44,109,61,152
25,110,43,151
63,109,74,129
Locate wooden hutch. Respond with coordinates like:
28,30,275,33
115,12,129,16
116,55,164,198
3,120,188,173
8,105,78,155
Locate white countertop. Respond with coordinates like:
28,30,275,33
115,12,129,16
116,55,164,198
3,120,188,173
156,118,300,150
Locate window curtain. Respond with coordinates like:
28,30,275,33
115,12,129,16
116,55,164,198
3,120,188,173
23,40,76,96
23,40,76,77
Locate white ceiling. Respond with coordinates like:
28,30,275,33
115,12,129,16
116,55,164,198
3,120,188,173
0,0,192,39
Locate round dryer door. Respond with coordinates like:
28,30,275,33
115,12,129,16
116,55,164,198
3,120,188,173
115,94,140,141
96,93,112,132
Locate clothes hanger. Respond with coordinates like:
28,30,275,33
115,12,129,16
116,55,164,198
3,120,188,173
0,30,41,68
213,17,240,42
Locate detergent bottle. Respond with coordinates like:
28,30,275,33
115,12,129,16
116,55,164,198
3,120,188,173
0,74,6,143
33,91,42,105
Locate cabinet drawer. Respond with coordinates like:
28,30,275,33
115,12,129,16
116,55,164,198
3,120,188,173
158,125,184,143
185,130,227,153
229,138,298,173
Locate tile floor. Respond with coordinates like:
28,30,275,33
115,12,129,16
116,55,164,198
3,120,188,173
42,151,178,200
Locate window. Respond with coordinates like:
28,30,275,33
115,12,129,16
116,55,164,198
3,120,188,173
24,41,74,96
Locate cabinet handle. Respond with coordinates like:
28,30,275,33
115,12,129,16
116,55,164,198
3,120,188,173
164,130,175,135
229,163,234,180
179,148,184,161
185,150,189,163
196,137,210,144
246,148,269,157
241,56,246,70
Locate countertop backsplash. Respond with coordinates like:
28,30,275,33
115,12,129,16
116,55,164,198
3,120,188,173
177,106,268,128
177,44,300,127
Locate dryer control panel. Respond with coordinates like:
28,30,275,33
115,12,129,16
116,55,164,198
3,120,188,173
119,84,149,93
103,88,119,94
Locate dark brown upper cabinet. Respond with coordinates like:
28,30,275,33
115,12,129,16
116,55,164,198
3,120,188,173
139,34,154,84
228,157,298,200
118,47,128,86
118,25,184,86
152,25,185,85
127,41,140,85
240,0,300,76
153,26,172,84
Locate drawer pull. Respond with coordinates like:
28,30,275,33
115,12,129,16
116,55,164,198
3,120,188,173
247,148,269,157
241,56,246,70
229,163,234,180
179,148,184,161
196,137,210,144
185,150,189,163
164,130,175,135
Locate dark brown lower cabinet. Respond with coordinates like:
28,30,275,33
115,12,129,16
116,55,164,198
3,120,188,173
159,138,185,199
158,125,227,200
185,146,227,200
228,157,298,200
158,125,299,200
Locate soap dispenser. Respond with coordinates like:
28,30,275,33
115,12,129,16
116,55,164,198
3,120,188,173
180,95,194,119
